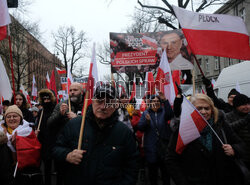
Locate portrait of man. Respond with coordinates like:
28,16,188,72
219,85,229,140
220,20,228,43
159,30,194,71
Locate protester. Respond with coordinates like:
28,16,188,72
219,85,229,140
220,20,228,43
35,89,57,185
47,82,85,185
118,93,133,130
226,93,250,170
2,100,10,114
166,93,245,185
30,106,39,122
0,105,42,185
202,77,240,113
11,92,34,123
137,92,174,185
52,83,139,185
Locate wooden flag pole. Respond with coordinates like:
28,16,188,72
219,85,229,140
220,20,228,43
192,69,196,95
37,109,44,132
68,97,71,112
77,90,89,150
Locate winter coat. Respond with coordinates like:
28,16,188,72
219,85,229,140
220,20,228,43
166,111,245,185
52,105,139,185
36,103,56,159
226,110,250,163
47,98,84,149
206,86,233,113
137,100,174,163
21,108,35,123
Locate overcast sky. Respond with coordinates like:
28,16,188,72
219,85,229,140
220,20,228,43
12,0,220,79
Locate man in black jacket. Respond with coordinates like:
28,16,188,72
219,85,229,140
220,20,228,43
202,77,240,113
52,83,139,185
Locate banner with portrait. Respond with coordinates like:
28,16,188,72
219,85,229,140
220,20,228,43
110,30,194,74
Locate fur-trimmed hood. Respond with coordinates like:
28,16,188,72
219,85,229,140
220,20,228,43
38,89,56,104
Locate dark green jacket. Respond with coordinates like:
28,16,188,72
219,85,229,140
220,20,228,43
52,106,139,185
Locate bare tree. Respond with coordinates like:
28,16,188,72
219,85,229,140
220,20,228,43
137,0,231,29
52,26,88,75
0,15,42,91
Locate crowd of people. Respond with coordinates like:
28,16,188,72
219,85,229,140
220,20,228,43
0,79,250,185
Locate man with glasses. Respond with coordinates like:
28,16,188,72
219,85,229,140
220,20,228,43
52,83,139,185
159,30,193,70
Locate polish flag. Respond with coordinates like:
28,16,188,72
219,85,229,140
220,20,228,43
49,70,58,103
155,50,175,105
129,74,136,102
0,0,11,41
31,75,37,100
67,64,73,93
172,70,181,95
56,67,66,75
181,73,187,84
139,77,143,85
201,88,206,94
46,72,50,88
118,84,126,96
85,43,99,107
0,56,12,101
173,5,250,60
20,84,31,106
145,71,155,96
176,97,208,154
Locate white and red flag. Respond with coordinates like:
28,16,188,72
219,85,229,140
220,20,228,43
67,64,73,93
46,72,50,88
84,43,99,107
0,0,11,41
155,50,176,105
56,67,66,75
31,75,37,100
211,78,216,88
181,73,187,84
173,5,250,60
0,56,12,101
129,74,136,102
145,71,155,96
118,84,126,97
176,97,207,154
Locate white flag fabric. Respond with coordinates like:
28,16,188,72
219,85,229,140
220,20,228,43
0,0,11,26
176,97,207,154
155,50,175,105
173,5,250,60
67,64,73,93
0,56,12,101
46,72,50,88
31,75,37,98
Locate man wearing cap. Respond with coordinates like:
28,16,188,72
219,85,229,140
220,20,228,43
202,77,240,113
226,94,250,169
52,83,138,185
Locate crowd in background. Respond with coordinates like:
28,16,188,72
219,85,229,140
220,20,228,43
0,78,250,185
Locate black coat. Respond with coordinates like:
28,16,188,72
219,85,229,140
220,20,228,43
166,111,245,185
52,105,139,185
0,144,14,185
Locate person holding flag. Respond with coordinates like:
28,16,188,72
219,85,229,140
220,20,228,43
166,93,245,185
52,83,138,185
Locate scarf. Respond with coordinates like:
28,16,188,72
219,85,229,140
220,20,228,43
199,118,214,152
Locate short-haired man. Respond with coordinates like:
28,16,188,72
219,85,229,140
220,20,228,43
52,83,139,185
159,30,193,70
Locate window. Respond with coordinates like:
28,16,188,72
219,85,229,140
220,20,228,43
214,57,219,70
239,8,246,21
228,58,233,66
206,58,209,72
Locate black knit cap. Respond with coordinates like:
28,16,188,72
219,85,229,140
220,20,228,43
94,83,117,99
233,94,250,108
228,88,240,98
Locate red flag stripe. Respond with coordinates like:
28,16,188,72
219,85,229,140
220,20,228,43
191,111,207,132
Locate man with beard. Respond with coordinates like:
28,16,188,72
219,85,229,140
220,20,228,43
47,82,85,185
35,89,57,185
